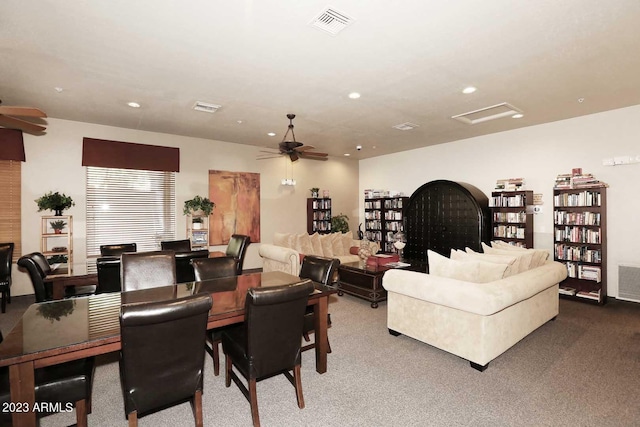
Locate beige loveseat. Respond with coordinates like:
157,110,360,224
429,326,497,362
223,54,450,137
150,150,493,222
259,232,379,275
383,244,568,371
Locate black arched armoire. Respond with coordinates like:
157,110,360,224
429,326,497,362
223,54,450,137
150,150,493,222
404,180,490,262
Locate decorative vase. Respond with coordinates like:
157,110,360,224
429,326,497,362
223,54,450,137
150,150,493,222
358,240,372,260
54,209,63,216
311,191,319,198
54,229,62,234
193,222,203,230
357,223,364,240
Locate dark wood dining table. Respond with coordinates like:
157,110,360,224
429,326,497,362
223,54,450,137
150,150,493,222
0,271,336,427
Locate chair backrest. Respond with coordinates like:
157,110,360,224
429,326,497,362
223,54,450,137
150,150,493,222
30,251,52,276
160,239,191,252
244,280,314,378
226,234,250,275
100,243,137,256
174,250,209,283
120,293,212,416
17,253,49,302
121,251,176,292
299,255,340,286
191,256,237,281
96,256,122,294
0,243,14,281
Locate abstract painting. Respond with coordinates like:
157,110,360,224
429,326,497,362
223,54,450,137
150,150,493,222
208,170,260,245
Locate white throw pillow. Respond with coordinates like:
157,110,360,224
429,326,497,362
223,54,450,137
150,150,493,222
331,233,345,256
458,248,519,277
342,233,354,256
481,242,537,271
273,232,289,247
428,250,508,283
320,234,334,257
310,233,323,255
489,241,550,268
297,233,314,255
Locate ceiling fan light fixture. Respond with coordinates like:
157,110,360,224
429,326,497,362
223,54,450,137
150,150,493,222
127,102,141,108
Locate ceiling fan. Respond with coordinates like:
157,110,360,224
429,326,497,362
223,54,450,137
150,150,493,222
0,100,48,133
257,114,328,162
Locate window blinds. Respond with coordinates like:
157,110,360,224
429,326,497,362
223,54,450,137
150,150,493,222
0,161,21,261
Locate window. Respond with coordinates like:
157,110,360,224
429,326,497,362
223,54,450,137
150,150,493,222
0,160,21,261
86,167,175,272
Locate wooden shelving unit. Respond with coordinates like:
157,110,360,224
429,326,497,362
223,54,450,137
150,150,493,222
364,196,408,253
41,215,73,276
307,198,332,234
553,187,607,304
489,190,534,248
187,214,210,250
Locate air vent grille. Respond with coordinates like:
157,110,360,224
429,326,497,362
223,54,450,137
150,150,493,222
310,7,353,35
451,102,522,125
392,122,419,131
619,264,640,303
193,101,221,113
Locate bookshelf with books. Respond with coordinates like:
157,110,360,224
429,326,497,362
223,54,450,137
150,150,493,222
489,190,534,248
364,196,408,253
307,198,332,234
553,186,607,304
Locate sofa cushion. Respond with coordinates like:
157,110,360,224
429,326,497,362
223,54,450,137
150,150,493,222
342,233,354,256
320,234,334,257
273,232,290,248
451,249,519,277
297,233,314,255
331,233,345,256
428,250,508,283
310,233,323,255
480,243,537,272
490,241,550,268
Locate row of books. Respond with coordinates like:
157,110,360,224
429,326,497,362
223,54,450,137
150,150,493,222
384,211,403,220
565,262,602,282
364,189,404,198
493,225,526,239
489,194,527,207
558,287,601,301
494,178,525,191
311,199,331,209
554,244,601,263
312,211,331,220
493,211,527,224
554,191,602,207
554,226,601,244
554,171,606,189
554,211,601,226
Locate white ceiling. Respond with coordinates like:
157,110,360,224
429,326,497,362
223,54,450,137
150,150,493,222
2,0,640,160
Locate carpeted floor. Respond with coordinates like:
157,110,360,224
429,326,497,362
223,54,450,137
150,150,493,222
2,293,640,426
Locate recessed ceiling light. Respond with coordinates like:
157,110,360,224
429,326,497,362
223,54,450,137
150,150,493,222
54,87,63,93
237,120,243,124
267,132,276,137
462,86,477,94
512,113,524,119
344,153,350,156
356,145,362,150
348,92,361,99
127,102,141,108
578,98,585,103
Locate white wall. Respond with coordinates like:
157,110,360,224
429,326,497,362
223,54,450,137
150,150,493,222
14,118,359,296
359,105,640,298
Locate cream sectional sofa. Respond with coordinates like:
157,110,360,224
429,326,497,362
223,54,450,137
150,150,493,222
383,244,568,371
259,232,379,275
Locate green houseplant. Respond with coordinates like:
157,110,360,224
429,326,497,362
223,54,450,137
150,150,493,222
35,191,75,216
50,219,67,234
183,195,215,216
331,213,350,234
310,187,319,198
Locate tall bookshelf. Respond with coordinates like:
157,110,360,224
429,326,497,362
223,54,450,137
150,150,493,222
307,198,332,234
364,196,408,253
553,187,607,304
187,214,210,250
489,190,534,248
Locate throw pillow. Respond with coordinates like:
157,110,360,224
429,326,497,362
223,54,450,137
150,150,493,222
320,234,334,257
480,242,536,272
273,232,289,247
428,250,508,283
489,241,550,268
457,248,519,277
310,233,323,255
331,233,345,256
297,233,314,255
342,233,354,256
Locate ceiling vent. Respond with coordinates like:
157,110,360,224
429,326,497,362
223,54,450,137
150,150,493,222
193,101,221,113
392,122,419,131
451,102,522,125
310,7,354,35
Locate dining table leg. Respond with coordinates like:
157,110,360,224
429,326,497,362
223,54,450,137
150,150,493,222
314,294,328,374
9,360,37,427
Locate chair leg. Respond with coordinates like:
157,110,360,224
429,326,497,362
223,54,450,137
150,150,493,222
225,355,232,387
249,378,260,427
75,399,88,427
293,364,305,409
6,287,10,304
192,389,204,427
128,410,138,427
1,290,6,313
327,337,332,354
302,332,310,342
212,340,220,376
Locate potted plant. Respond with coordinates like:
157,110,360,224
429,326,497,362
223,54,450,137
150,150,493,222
35,191,75,216
331,213,350,234
192,216,204,230
310,187,320,198
50,219,67,234
183,195,215,216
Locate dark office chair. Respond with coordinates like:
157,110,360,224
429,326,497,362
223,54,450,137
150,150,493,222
119,293,212,427
0,331,95,427
121,250,176,292
160,239,192,252
174,250,210,283
0,243,14,313
225,234,251,275
96,256,122,294
99,243,137,256
299,255,340,353
191,256,238,376
222,280,314,427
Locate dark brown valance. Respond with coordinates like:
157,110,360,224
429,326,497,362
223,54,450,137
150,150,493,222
82,137,180,172
0,129,25,161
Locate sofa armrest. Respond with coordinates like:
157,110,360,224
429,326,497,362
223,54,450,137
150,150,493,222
259,244,301,275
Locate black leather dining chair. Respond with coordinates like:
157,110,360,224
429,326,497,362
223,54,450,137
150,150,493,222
225,234,250,275
0,243,14,313
96,256,122,294
160,239,192,252
119,293,212,427
191,256,238,376
28,251,96,297
299,255,340,353
222,280,314,427
174,250,210,283
0,331,95,427
121,251,176,292
99,243,137,256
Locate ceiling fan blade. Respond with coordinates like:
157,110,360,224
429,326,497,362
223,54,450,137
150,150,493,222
0,106,47,118
259,150,281,154
299,153,328,161
296,145,316,152
256,156,282,160
298,151,328,157
0,114,46,133
289,152,299,162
